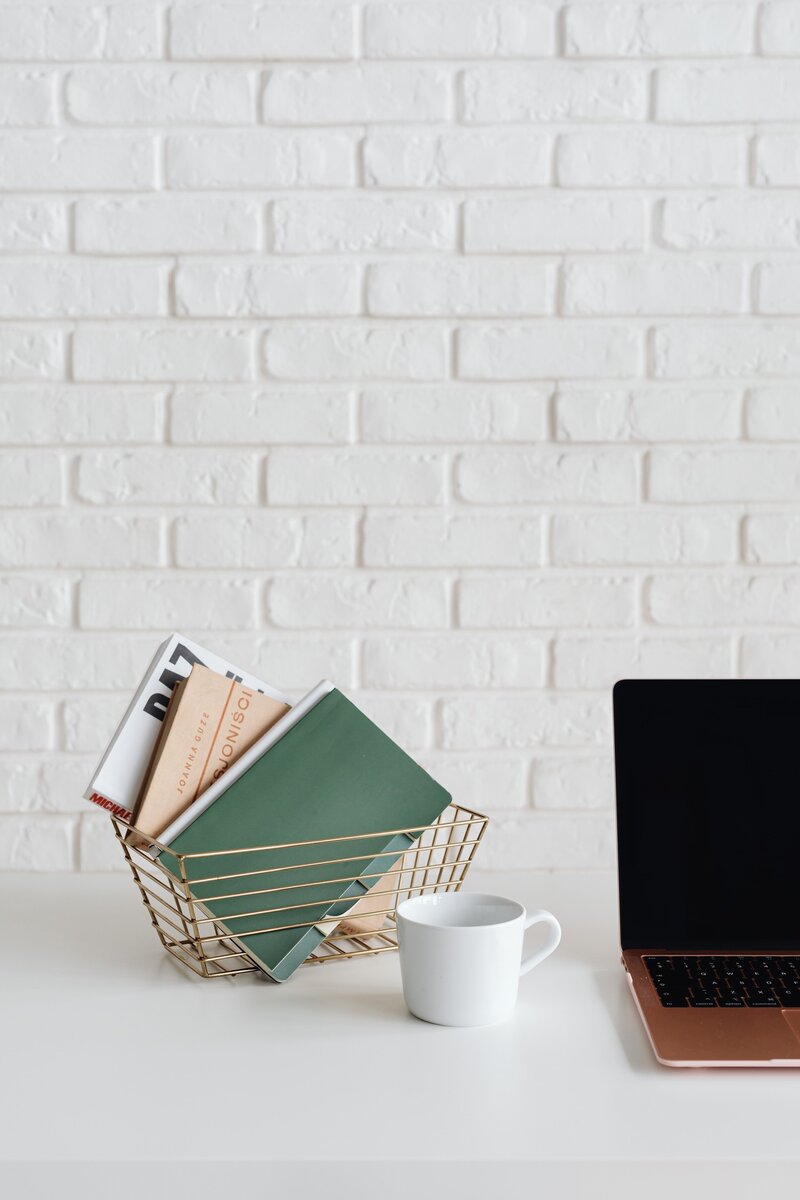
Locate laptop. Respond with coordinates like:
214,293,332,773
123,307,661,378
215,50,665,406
614,679,800,1068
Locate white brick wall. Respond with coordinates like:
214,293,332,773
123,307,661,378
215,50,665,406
3,0,800,874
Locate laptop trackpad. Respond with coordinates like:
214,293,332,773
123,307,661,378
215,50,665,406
781,1011,800,1045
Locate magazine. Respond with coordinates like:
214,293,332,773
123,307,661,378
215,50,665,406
84,633,288,822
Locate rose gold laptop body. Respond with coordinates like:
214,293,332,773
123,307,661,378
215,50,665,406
623,951,800,1067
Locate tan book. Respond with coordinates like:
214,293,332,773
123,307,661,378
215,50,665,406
129,664,290,843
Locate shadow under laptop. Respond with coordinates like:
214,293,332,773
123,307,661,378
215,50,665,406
592,968,660,1073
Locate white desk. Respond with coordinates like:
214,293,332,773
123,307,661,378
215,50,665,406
2,871,799,1200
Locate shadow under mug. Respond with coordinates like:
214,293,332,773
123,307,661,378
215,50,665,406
396,892,562,1028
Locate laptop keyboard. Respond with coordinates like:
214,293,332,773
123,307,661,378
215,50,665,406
644,955,800,1008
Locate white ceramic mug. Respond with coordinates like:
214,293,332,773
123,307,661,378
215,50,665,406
396,892,561,1027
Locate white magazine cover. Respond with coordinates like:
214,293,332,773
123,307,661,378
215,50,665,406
85,634,289,821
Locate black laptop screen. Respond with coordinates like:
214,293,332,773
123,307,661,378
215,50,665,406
614,680,800,952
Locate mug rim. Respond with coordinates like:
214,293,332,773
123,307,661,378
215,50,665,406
396,892,524,930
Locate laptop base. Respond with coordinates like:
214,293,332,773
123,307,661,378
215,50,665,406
624,951,800,1067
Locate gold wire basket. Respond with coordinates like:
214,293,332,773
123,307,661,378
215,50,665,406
112,803,489,980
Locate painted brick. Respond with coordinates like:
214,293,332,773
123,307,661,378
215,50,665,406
363,513,543,567
364,3,554,57
171,389,352,444
243,637,356,692
79,576,259,630
263,65,452,124
0,6,160,61
465,195,645,252
648,449,800,502
462,64,647,122
741,635,800,676
441,694,612,749
175,513,356,568
552,513,737,566
170,4,357,60
0,452,62,505
63,694,124,754
176,261,361,318
565,3,753,57
760,3,800,54
367,260,555,317
756,263,800,314
558,130,744,187
0,133,155,189
0,69,56,125
0,757,96,814
418,755,528,811
755,134,800,185
74,327,255,382
78,450,258,506
360,390,549,443
646,574,800,626
553,635,732,689
0,260,167,318
531,755,614,811
267,448,447,505
0,577,70,627
0,698,54,751
458,325,642,381
0,514,161,567
76,197,261,254
272,197,456,254
745,389,800,439
0,200,66,252
267,575,448,629
459,576,635,628
363,129,550,188
166,130,357,188
0,329,64,380
744,515,800,564
456,448,638,504
555,389,741,441
652,324,800,379
657,64,800,121
0,633,169,690
661,195,800,250
362,635,546,689
354,695,432,749
563,259,745,316
265,327,448,382
478,815,615,869
67,67,255,125
0,816,74,870
0,390,163,444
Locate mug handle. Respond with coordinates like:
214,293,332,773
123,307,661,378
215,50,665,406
519,909,561,977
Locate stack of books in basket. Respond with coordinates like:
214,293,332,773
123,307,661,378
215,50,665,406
85,635,455,982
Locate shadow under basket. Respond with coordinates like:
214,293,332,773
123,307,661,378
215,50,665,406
112,804,489,980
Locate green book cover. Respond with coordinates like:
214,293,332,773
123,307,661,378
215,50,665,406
157,688,451,981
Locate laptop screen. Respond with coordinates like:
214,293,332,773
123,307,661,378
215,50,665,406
614,680,800,952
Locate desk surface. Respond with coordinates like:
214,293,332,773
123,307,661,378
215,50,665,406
2,869,800,1173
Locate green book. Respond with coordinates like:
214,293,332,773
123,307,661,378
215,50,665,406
157,686,451,981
